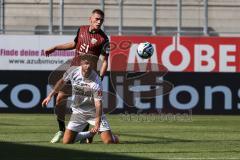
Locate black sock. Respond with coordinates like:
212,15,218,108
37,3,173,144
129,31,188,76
83,124,90,132
57,119,65,132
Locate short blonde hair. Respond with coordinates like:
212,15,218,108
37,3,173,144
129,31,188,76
92,9,104,18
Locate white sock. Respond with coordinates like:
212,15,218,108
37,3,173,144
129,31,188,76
74,131,93,143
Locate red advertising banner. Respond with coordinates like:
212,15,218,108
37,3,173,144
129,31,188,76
110,36,240,72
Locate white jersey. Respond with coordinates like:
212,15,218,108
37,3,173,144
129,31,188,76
63,66,103,117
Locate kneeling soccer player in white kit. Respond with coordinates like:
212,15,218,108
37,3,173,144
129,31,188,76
42,56,119,144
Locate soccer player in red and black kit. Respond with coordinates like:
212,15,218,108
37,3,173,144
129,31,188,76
44,9,109,143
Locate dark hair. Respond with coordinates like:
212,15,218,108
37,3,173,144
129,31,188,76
92,9,104,17
80,54,98,62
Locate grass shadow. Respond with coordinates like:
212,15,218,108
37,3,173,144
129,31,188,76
0,141,148,160
120,133,193,144
120,133,240,144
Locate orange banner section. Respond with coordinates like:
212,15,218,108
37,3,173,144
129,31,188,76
110,36,240,72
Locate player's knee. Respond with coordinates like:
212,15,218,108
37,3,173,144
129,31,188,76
56,93,68,106
103,135,119,144
55,100,60,106
103,138,114,144
62,139,72,144
56,98,64,106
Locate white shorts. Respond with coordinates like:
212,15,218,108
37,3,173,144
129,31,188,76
67,114,111,132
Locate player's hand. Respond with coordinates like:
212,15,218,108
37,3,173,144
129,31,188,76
90,126,100,134
91,123,100,133
41,96,51,107
45,47,55,57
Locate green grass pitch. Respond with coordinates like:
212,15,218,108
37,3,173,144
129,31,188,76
0,113,240,160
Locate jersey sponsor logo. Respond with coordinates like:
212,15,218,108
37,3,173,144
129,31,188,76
73,85,92,97
91,38,98,45
79,83,90,87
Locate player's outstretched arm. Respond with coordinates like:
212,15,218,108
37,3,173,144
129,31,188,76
42,78,66,107
45,41,76,57
91,100,102,133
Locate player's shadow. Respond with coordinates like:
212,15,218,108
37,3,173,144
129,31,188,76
0,141,147,160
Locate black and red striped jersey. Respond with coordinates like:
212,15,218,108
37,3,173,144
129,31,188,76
71,25,109,66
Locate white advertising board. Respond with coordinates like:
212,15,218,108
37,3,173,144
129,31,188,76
0,35,75,70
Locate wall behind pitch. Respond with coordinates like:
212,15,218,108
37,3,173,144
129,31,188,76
1,35,240,114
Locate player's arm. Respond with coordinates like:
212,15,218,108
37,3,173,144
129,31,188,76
91,99,102,133
45,28,80,56
99,54,108,81
99,39,109,81
42,78,66,107
91,82,103,133
45,41,76,57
